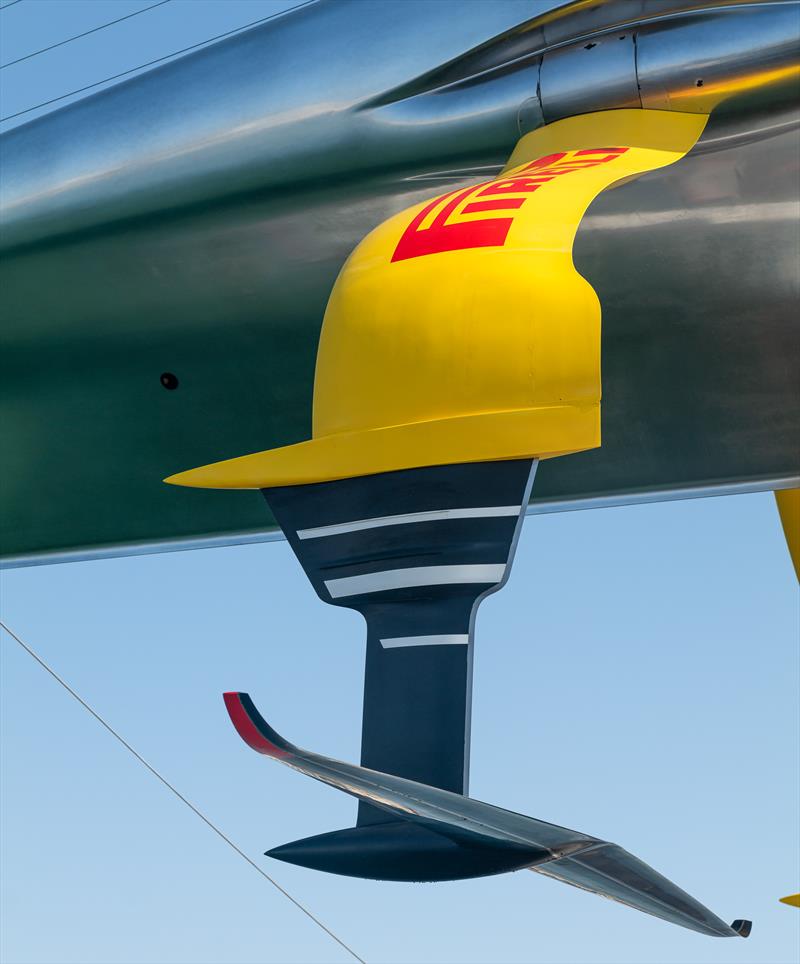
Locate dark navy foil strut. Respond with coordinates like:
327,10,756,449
262,458,537,821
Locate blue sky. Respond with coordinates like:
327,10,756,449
0,0,306,132
1,3,799,963
3,492,798,963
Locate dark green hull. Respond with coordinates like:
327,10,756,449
2,0,798,564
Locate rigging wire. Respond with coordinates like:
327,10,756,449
0,0,25,10
0,0,317,123
0,618,367,964
1,0,173,70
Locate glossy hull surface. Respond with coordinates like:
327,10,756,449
1,0,798,563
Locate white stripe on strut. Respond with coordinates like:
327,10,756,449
296,505,521,540
380,634,469,649
324,564,506,599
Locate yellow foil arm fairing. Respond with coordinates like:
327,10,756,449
776,489,800,581
167,109,706,490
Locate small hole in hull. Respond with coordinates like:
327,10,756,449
160,372,179,390
584,42,596,50
696,79,704,87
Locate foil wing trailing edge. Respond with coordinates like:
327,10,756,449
224,691,750,939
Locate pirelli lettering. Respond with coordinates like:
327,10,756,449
391,147,629,262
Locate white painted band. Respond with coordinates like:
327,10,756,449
297,505,521,540
380,634,469,649
324,564,506,599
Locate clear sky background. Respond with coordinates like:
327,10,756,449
1,3,799,964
